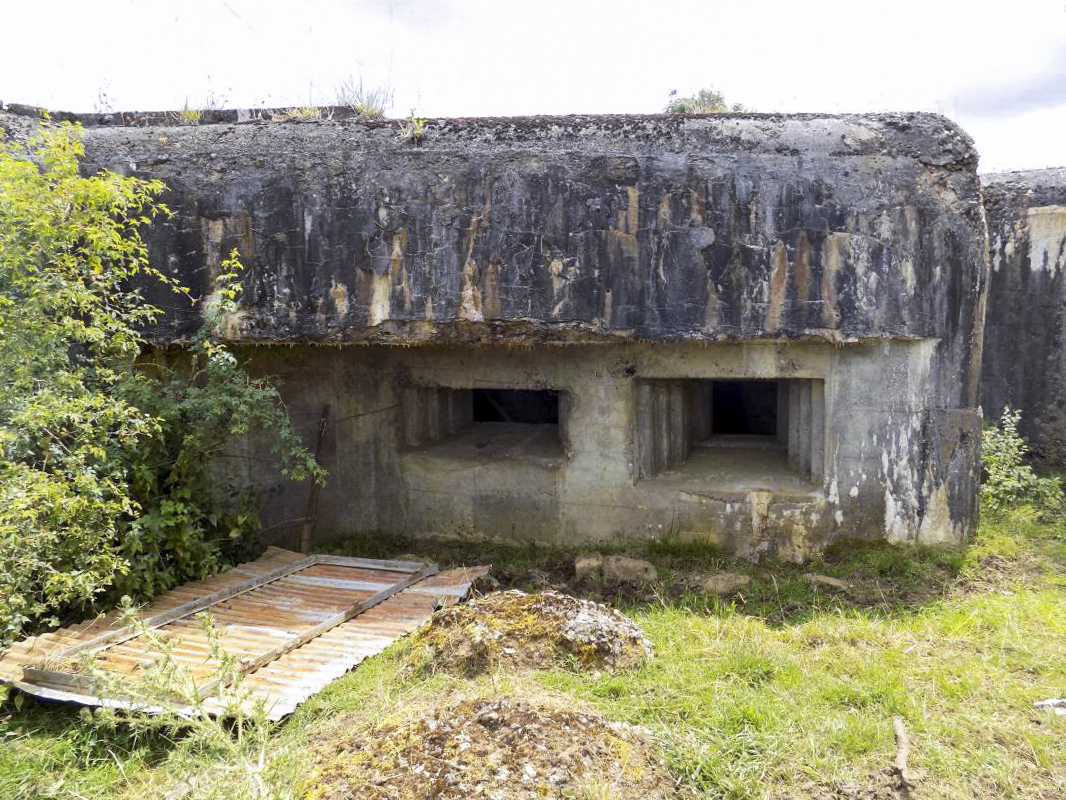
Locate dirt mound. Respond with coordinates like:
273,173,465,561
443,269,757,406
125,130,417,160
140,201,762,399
407,590,653,675
302,694,682,800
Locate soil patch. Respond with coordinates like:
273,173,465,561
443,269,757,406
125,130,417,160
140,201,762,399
302,693,682,800
786,771,915,800
407,590,652,675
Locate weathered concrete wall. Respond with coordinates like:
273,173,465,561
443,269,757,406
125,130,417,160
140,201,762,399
237,338,975,561
0,105,989,557
981,169,1066,464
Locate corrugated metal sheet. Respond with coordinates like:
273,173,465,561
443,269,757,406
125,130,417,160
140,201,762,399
0,547,488,719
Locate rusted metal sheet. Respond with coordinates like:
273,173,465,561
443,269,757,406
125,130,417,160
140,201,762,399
0,547,488,720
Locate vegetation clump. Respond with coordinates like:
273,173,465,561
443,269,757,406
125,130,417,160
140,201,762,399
664,87,746,114
273,107,325,121
302,692,681,800
334,76,393,119
981,407,1064,517
178,101,204,125
0,121,317,644
407,590,652,676
397,114,428,142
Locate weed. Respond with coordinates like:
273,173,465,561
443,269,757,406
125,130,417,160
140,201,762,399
334,76,393,118
273,107,327,122
178,100,203,125
175,87,228,125
398,114,428,142
643,535,725,570
71,603,290,799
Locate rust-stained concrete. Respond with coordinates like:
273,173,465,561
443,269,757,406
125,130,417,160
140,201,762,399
0,105,989,559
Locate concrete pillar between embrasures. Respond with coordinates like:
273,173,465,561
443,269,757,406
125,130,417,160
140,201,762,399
451,389,473,432
403,386,472,447
439,388,454,439
788,380,801,472
425,386,442,441
798,380,813,479
668,382,688,467
706,381,714,440
776,380,790,446
636,382,656,479
810,379,825,482
557,390,570,448
654,382,671,475
439,387,458,438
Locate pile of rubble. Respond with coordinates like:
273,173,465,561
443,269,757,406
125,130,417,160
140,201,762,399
302,694,681,800
407,590,653,675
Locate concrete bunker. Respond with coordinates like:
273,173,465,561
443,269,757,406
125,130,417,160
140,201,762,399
0,104,988,560
981,168,1066,465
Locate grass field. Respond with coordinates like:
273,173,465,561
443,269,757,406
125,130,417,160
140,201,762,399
3,503,1065,799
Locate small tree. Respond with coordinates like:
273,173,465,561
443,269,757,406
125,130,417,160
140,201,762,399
0,121,317,643
664,87,746,114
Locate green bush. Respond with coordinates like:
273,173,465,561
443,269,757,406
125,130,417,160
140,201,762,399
664,87,746,114
107,250,319,602
0,121,317,643
981,408,1064,515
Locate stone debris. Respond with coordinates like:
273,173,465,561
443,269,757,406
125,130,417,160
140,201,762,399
1034,698,1066,716
470,573,501,595
302,694,682,800
573,552,604,581
803,573,850,592
602,555,658,583
574,553,659,584
683,571,751,596
407,590,653,675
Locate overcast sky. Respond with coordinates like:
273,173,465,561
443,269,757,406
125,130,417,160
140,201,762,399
3,0,1065,173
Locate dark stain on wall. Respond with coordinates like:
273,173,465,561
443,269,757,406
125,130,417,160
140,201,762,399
981,169,1066,464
